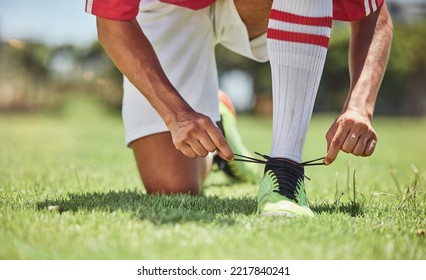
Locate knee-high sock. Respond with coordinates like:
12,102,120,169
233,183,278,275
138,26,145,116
268,0,332,162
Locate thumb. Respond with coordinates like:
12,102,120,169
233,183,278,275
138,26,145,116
326,124,338,151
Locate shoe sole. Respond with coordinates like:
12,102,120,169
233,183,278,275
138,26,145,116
259,200,315,218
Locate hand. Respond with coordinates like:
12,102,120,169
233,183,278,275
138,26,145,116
169,111,234,160
324,111,378,165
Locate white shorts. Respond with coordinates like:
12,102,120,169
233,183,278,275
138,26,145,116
122,0,268,146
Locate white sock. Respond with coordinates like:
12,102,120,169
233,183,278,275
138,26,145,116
268,0,332,162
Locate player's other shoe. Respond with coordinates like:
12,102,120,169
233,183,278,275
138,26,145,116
214,90,260,183
257,157,314,217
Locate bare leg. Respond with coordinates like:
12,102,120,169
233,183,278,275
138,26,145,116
131,132,212,195
234,0,273,39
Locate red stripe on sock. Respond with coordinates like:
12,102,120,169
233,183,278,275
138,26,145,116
369,0,374,15
270,9,332,28
267,28,330,48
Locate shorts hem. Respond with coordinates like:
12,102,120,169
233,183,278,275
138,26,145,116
124,112,221,148
124,124,169,148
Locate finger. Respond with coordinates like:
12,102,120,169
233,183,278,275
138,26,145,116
326,125,338,151
178,144,198,159
352,136,369,156
363,138,378,156
187,139,209,157
197,132,218,153
206,125,233,160
341,132,360,154
324,125,349,165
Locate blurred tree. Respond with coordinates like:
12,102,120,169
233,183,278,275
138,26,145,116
74,41,123,111
1,20,425,116
380,21,426,116
0,40,54,112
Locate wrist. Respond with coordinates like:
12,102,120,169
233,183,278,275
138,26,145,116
342,91,376,121
161,101,195,129
341,105,374,122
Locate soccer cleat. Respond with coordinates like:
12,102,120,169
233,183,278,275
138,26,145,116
213,91,261,183
234,153,324,217
257,162,314,217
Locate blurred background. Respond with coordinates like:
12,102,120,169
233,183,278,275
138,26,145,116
0,0,425,116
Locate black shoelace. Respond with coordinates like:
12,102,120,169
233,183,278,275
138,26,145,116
234,153,325,201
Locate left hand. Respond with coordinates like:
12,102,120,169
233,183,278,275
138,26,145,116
324,110,378,165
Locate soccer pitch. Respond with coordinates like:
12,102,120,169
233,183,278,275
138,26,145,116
0,98,425,259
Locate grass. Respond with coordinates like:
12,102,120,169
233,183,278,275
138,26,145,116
0,97,425,260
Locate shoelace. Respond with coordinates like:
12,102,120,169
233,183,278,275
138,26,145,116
234,153,325,201
233,152,325,180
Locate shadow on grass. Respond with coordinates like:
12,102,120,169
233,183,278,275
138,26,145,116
311,201,365,217
37,190,257,225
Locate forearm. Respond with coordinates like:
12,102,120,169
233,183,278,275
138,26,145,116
96,17,193,127
324,4,393,164
344,3,393,120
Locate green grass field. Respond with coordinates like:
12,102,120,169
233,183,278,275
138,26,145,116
1,97,425,259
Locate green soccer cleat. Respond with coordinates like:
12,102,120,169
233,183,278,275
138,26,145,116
214,91,261,183
257,158,315,218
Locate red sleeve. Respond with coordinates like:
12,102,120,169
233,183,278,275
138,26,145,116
333,0,385,22
85,0,141,20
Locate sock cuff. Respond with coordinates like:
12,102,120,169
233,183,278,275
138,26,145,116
268,0,333,49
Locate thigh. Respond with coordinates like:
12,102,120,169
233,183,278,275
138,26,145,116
234,0,272,39
213,0,269,62
131,132,211,195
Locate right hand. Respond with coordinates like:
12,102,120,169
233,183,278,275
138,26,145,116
168,111,234,160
